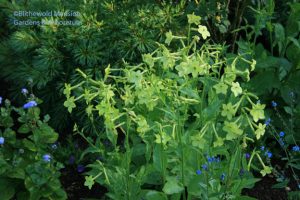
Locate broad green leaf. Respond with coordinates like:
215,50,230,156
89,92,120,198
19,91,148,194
162,177,184,195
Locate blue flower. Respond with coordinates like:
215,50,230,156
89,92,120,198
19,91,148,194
271,101,277,107
51,143,58,150
260,146,265,151
257,100,261,104
77,164,85,173
279,131,285,137
0,97,2,105
239,169,245,176
245,153,250,159
23,101,37,109
265,151,272,158
43,154,51,162
207,156,214,163
265,118,271,126
279,138,285,146
202,164,208,171
0,137,4,145
21,88,28,95
69,155,75,164
196,169,202,175
220,173,226,181
292,145,300,152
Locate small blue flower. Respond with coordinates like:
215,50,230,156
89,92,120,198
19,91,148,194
196,169,202,175
239,169,245,176
202,164,208,171
220,173,226,181
43,154,51,162
245,153,250,159
23,100,37,109
271,101,277,107
279,131,285,137
69,155,75,164
0,97,2,105
207,156,214,163
0,137,4,145
279,138,285,146
77,164,85,173
21,88,28,95
51,144,58,150
260,146,265,151
289,92,295,98
292,145,300,152
265,118,271,126
266,151,272,158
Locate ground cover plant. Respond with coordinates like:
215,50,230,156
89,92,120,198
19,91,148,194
0,0,299,199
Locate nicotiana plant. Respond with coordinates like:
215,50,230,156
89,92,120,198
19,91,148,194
0,91,66,200
64,14,271,200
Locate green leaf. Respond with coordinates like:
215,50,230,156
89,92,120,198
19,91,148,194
162,177,184,195
18,124,30,134
145,191,168,200
0,178,15,200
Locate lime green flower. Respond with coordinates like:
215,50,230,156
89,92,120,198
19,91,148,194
221,103,235,120
223,121,243,140
214,82,228,95
255,123,266,139
198,25,210,39
187,13,201,25
231,82,242,97
250,103,265,122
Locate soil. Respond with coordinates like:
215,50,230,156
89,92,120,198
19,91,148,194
60,167,106,200
242,174,288,200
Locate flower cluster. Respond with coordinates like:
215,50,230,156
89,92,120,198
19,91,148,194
292,145,300,152
23,100,37,109
0,137,4,145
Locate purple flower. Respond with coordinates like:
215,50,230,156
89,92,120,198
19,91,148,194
271,101,277,107
0,137,4,145
279,131,285,137
0,97,2,105
23,100,37,109
196,169,202,175
245,153,250,159
77,164,85,173
21,88,28,95
43,154,51,162
69,155,75,165
220,173,226,181
292,145,300,152
260,146,265,151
